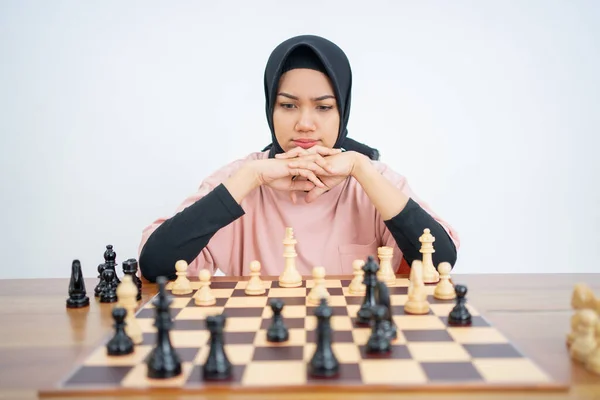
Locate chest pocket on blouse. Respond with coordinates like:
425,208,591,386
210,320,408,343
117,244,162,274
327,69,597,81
338,238,379,274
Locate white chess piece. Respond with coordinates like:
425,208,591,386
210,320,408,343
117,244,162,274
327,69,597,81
116,275,142,344
171,260,192,295
433,262,455,300
194,269,216,306
307,266,329,305
377,246,396,286
419,228,440,283
279,227,302,287
245,260,266,295
570,309,598,363
404,260,430,315
349,259,365,295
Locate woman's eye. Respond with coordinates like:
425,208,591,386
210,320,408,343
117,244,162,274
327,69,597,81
318,105,333,111
279,103,295,109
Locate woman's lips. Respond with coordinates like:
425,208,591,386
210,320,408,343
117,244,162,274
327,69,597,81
293,140,318,149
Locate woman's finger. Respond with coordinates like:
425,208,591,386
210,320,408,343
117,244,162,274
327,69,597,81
288,160,329,175
290,168,326,188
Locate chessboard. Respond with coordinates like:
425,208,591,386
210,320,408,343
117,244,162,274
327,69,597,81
40,270,566,397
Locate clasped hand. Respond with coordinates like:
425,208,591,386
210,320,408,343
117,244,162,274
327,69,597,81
258,145,358,203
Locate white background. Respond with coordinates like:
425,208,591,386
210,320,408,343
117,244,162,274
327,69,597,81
1,1,598,279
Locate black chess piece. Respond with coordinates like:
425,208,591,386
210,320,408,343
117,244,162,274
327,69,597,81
66,260,90,308
99,268,118,303
103,244,120,285
366,305,392,354
147,277,182,379
308,298,339,378
448,284,472,326
356,256,379,325
203,314,232,380
106,307,134,356
267,299,289,342
375,281,397,340
94,263,106,297
122,258,142,301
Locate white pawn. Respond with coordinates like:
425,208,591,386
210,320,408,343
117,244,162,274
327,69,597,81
171,260,192,295
245,260,266,295
116,275,143,344
307,266,329,305
349,259,365,295
377,246,396,286
570,309,598,363
419,228,440,284
433,262,455,300
194,269,216,306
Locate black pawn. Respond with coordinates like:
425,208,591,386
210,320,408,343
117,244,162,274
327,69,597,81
94,263,106,297
203,314,232,380
106,307,134,355
267,299,289,342
375,281,397,340
100,268,118,303
147,277,182,379
66,260,90,308
103,244,120,285
308,298,339,378
448,284,472,326
122,258,142,301
366,305,391,354
356,256,379,325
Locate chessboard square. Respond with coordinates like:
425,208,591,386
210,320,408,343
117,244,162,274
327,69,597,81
220,307,264,318
306,306,347,317
267,288,307,297
220,332,257,345
252,346,304,361
262,305,306,319
406,343,471,362
464,343,523,358
447,327,508,344
360,360,427,384
224,317,262,332
342,287,365,298
305,295,346,306
231,288,269,297
344,296,364,305
430,303,480,317
136,307,181,320
305,315,353,331
242,361,306,386
121,362,194,388
137,318,157,333
169,297,194,308
403,330,454,342
171,331,210,347
235,280,273,290
209,288,235,298
260,317,305,330
390,295,408,306
307,363,362,382
210,281,238,289
176,307,224,320
351,328,372,345
305,279,343,289
84,345,153,366
254,328,306,347
420,362,483,382
193,344,254,366
306,329,354,344
187,364,246,384
65,366,133,385
389,286,408,295
360,344,411,360
225,296,268,308
346,304,361,316
439,315,490,327
472,359,551,383
393,315,446,330
303,343,361,363
173,319,206,331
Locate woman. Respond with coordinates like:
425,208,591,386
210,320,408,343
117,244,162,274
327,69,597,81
138,35,459,282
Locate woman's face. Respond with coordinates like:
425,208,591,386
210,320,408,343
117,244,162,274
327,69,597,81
272,68,340,152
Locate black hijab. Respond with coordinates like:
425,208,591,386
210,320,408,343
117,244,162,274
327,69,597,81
262,35,380,160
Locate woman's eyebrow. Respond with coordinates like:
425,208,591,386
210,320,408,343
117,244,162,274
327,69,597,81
277,92,335,101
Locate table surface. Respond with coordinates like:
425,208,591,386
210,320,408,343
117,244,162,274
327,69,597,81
1,273,599,400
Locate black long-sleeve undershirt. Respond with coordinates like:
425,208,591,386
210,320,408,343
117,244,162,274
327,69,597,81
139,184,457,282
